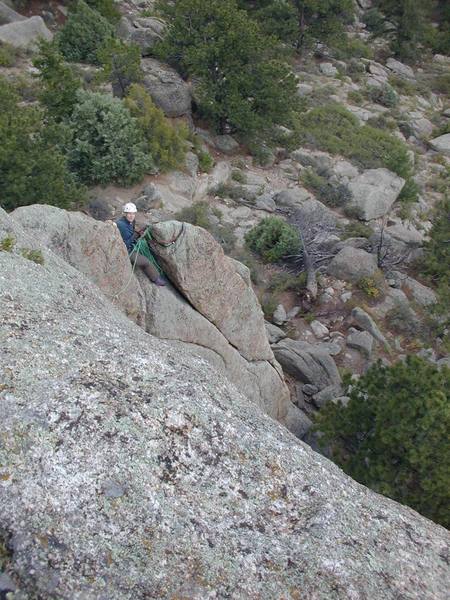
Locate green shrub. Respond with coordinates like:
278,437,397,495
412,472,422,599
301,168,352,208
0,235,15,252
347,90,365,105
357,272,385,300
197,149,214,173
331,35,373,60
0,77,84,211
0,42,21,67
339,221,373,239
245,217,301,263
66,90,151,185
85,0,121,23
21,248,44,265
124,84,188,172
97,38,143,97
366,83,398,108
314,356,450,528
291,104,415,198
57,0,115,64
33,40,81,122
268,271,307,294
430,72,450,96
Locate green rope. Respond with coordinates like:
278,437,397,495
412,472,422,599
134,228,163,275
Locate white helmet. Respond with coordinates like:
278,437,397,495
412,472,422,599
123,202,137,213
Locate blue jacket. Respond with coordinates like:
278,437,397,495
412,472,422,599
116,217,137,254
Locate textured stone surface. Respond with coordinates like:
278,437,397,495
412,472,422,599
351,307,389,346
0,1,26,25
403,276,437,307
327,247,378,283
150,221,273,362
0,15,52,49
429,133,450,157
347,329,374,358
386,58,415,79
12,204,145,325
117,15,165,55
1,206,449,600
347,168,405,220
272,339,341,391
12,206,289,423
141,57,191,117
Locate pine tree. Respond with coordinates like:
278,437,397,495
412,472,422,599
314,357,450,528
155,0,297,135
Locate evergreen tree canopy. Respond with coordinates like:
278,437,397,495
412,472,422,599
314,357,450,528
33,39,81,122
155,0,297,135
0,78,84,211
238,0,354,51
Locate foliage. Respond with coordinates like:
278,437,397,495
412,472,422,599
366,1,433,62
0,235,15,252
245,217,301,263
155,0,298,135
0,41,21,67
84,0,121,23
97,38,143,97
291,105,415,196
66,90,151,185
268,271,307,294
238,0,354,53
314,356,450,528
124,84,188,172
190,134,215,173
57,0,115,64
0,77,84,211
357,273,385,299
33,40,81,122
301,168,352,208
21,248,45,265
417,195,450,314
366,83,398,108
339,221,373,240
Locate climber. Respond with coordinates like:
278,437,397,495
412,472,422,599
116,202,166,286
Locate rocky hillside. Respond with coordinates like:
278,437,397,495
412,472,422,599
1,0,450,595
1,208,450,599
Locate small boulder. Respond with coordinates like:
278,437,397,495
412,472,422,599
273,304,288,326
351,307,389,346
402,276,437,307
213,135,239,154
117,15,166,55
0,15,52,49
284,403,313,439
320,62,338,77
310,320,329,339
327,247,377,283
347,329,374,358
274,188,310,209
265,322,287,344
312,384,342,408
347,168,405,221
429,134,450,158
386,58,415,79
141,58,191,117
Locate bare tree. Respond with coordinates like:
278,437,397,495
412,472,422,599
283,204,340,300
369,219,414,271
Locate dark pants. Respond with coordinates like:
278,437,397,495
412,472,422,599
130,250,159,282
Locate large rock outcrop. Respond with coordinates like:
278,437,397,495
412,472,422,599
347,168,405,221
1,206,449,599
12,207,289,423
141,57,192,118
12,205,145,325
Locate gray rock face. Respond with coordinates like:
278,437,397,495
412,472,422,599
403,276,437,307
117,16,166,55
12,207,289,423
351,307,389,346
274,188,311,208
0,1,26,25
272,339,341,391
213,134,239,154
141,57,191,117
327,246,378,283
11,204,145,325
2,207,448,600
347,329,374,358
150,221,272,361
0,15,52,49
347,168,405,220
386,58,415,79
429,133,450,157
283,403,313,439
